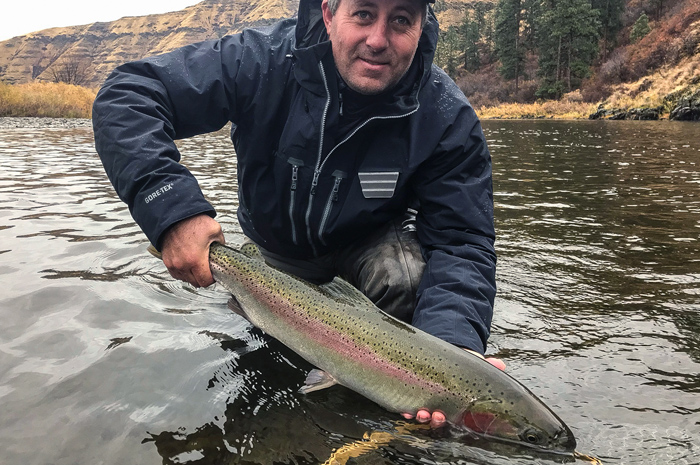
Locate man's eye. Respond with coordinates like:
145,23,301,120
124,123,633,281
355,11,371,20
394,16,411,26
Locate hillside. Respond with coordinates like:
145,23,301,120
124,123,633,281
0,0,490,89
0,0,697,120
445,0,700,120
0,0,300,87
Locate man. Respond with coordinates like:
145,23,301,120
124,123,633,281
92,0,500,427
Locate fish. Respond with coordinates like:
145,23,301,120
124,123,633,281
200,241,578,453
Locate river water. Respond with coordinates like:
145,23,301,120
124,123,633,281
0,117,698,465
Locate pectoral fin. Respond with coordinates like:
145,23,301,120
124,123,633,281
299,369,338,394
228,296,250,321
146,245,162,260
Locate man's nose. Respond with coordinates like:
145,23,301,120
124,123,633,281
365,21,389,51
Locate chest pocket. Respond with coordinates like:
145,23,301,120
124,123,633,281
358,172,400,199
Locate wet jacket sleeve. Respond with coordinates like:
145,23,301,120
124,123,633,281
92,29,279,249
412,105,497,355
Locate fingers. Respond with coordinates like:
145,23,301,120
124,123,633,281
402,409,446,428
486,357,507,371
464,349,506,371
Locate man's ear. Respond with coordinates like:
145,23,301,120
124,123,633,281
321,0,333,35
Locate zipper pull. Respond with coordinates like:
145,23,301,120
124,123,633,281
287,157,304,191
331,170,346,202
291,165,298,191
332,178,342,202
339,92,344,117
311,170,321,195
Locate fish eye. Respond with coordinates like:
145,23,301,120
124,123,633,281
521,428,543,445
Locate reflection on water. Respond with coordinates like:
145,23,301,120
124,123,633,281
0,118,698,464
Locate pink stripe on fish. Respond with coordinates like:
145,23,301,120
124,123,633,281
240,275,449,395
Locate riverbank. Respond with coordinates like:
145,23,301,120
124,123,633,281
0,81,600,120
0,82,96,118
1,79,697,122
477,97,597,120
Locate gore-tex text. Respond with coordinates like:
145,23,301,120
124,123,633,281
145,183,174,204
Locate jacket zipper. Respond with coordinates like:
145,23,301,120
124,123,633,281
319,170,346,246
304,61,332,256
287,157,304,245
304,61,422,255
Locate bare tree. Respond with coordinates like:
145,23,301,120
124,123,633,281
49,56,89,85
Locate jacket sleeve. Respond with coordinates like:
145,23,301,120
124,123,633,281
411,104,497,355
92,27,286,249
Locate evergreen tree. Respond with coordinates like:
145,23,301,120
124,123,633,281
460,10,481,72
495,0,525,95
521,0,542,51
536,0,600,99
591,0,625,62
474,2,490,37
481,5,497,58
631,13,651,43
445,26,461,77
435,26,462,79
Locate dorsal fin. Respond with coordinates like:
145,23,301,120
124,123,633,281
319,277,377,307
240,242,264,261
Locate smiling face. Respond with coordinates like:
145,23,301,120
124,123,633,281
321,0,424,95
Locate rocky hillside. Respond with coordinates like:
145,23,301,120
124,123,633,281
0,0,488,88
0,0,300,87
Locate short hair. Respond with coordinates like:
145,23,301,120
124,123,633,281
327,0,429,27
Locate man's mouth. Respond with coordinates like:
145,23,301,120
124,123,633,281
358,57,390,68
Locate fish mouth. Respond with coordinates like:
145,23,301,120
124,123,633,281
552,428,577,452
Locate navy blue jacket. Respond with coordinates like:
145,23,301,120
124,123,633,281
92,0,497,353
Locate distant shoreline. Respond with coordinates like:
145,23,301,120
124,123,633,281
1,82,694,122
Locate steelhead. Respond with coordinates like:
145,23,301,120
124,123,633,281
206,242,576,452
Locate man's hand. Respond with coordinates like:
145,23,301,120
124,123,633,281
401,350,506,428
161,214,225,287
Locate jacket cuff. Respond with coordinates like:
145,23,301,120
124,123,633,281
128,177,217,250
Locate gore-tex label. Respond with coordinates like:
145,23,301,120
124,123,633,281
145,183,173,204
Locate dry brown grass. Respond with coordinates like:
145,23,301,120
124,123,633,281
0,81,97,118
603,55,700,112
476,96,598,120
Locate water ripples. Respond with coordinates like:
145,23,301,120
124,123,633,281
1,118,699,464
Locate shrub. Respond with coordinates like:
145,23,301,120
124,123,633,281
631,13,652,42
0,81,96,118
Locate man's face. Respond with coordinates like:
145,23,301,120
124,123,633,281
322,0,423,95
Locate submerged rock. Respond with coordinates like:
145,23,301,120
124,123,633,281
589,105,660,121
626,107,661,120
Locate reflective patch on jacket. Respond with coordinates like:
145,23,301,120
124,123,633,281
358,172,400,199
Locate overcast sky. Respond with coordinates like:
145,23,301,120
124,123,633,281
0,1,200,41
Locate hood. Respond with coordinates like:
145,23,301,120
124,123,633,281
294,0,439,72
